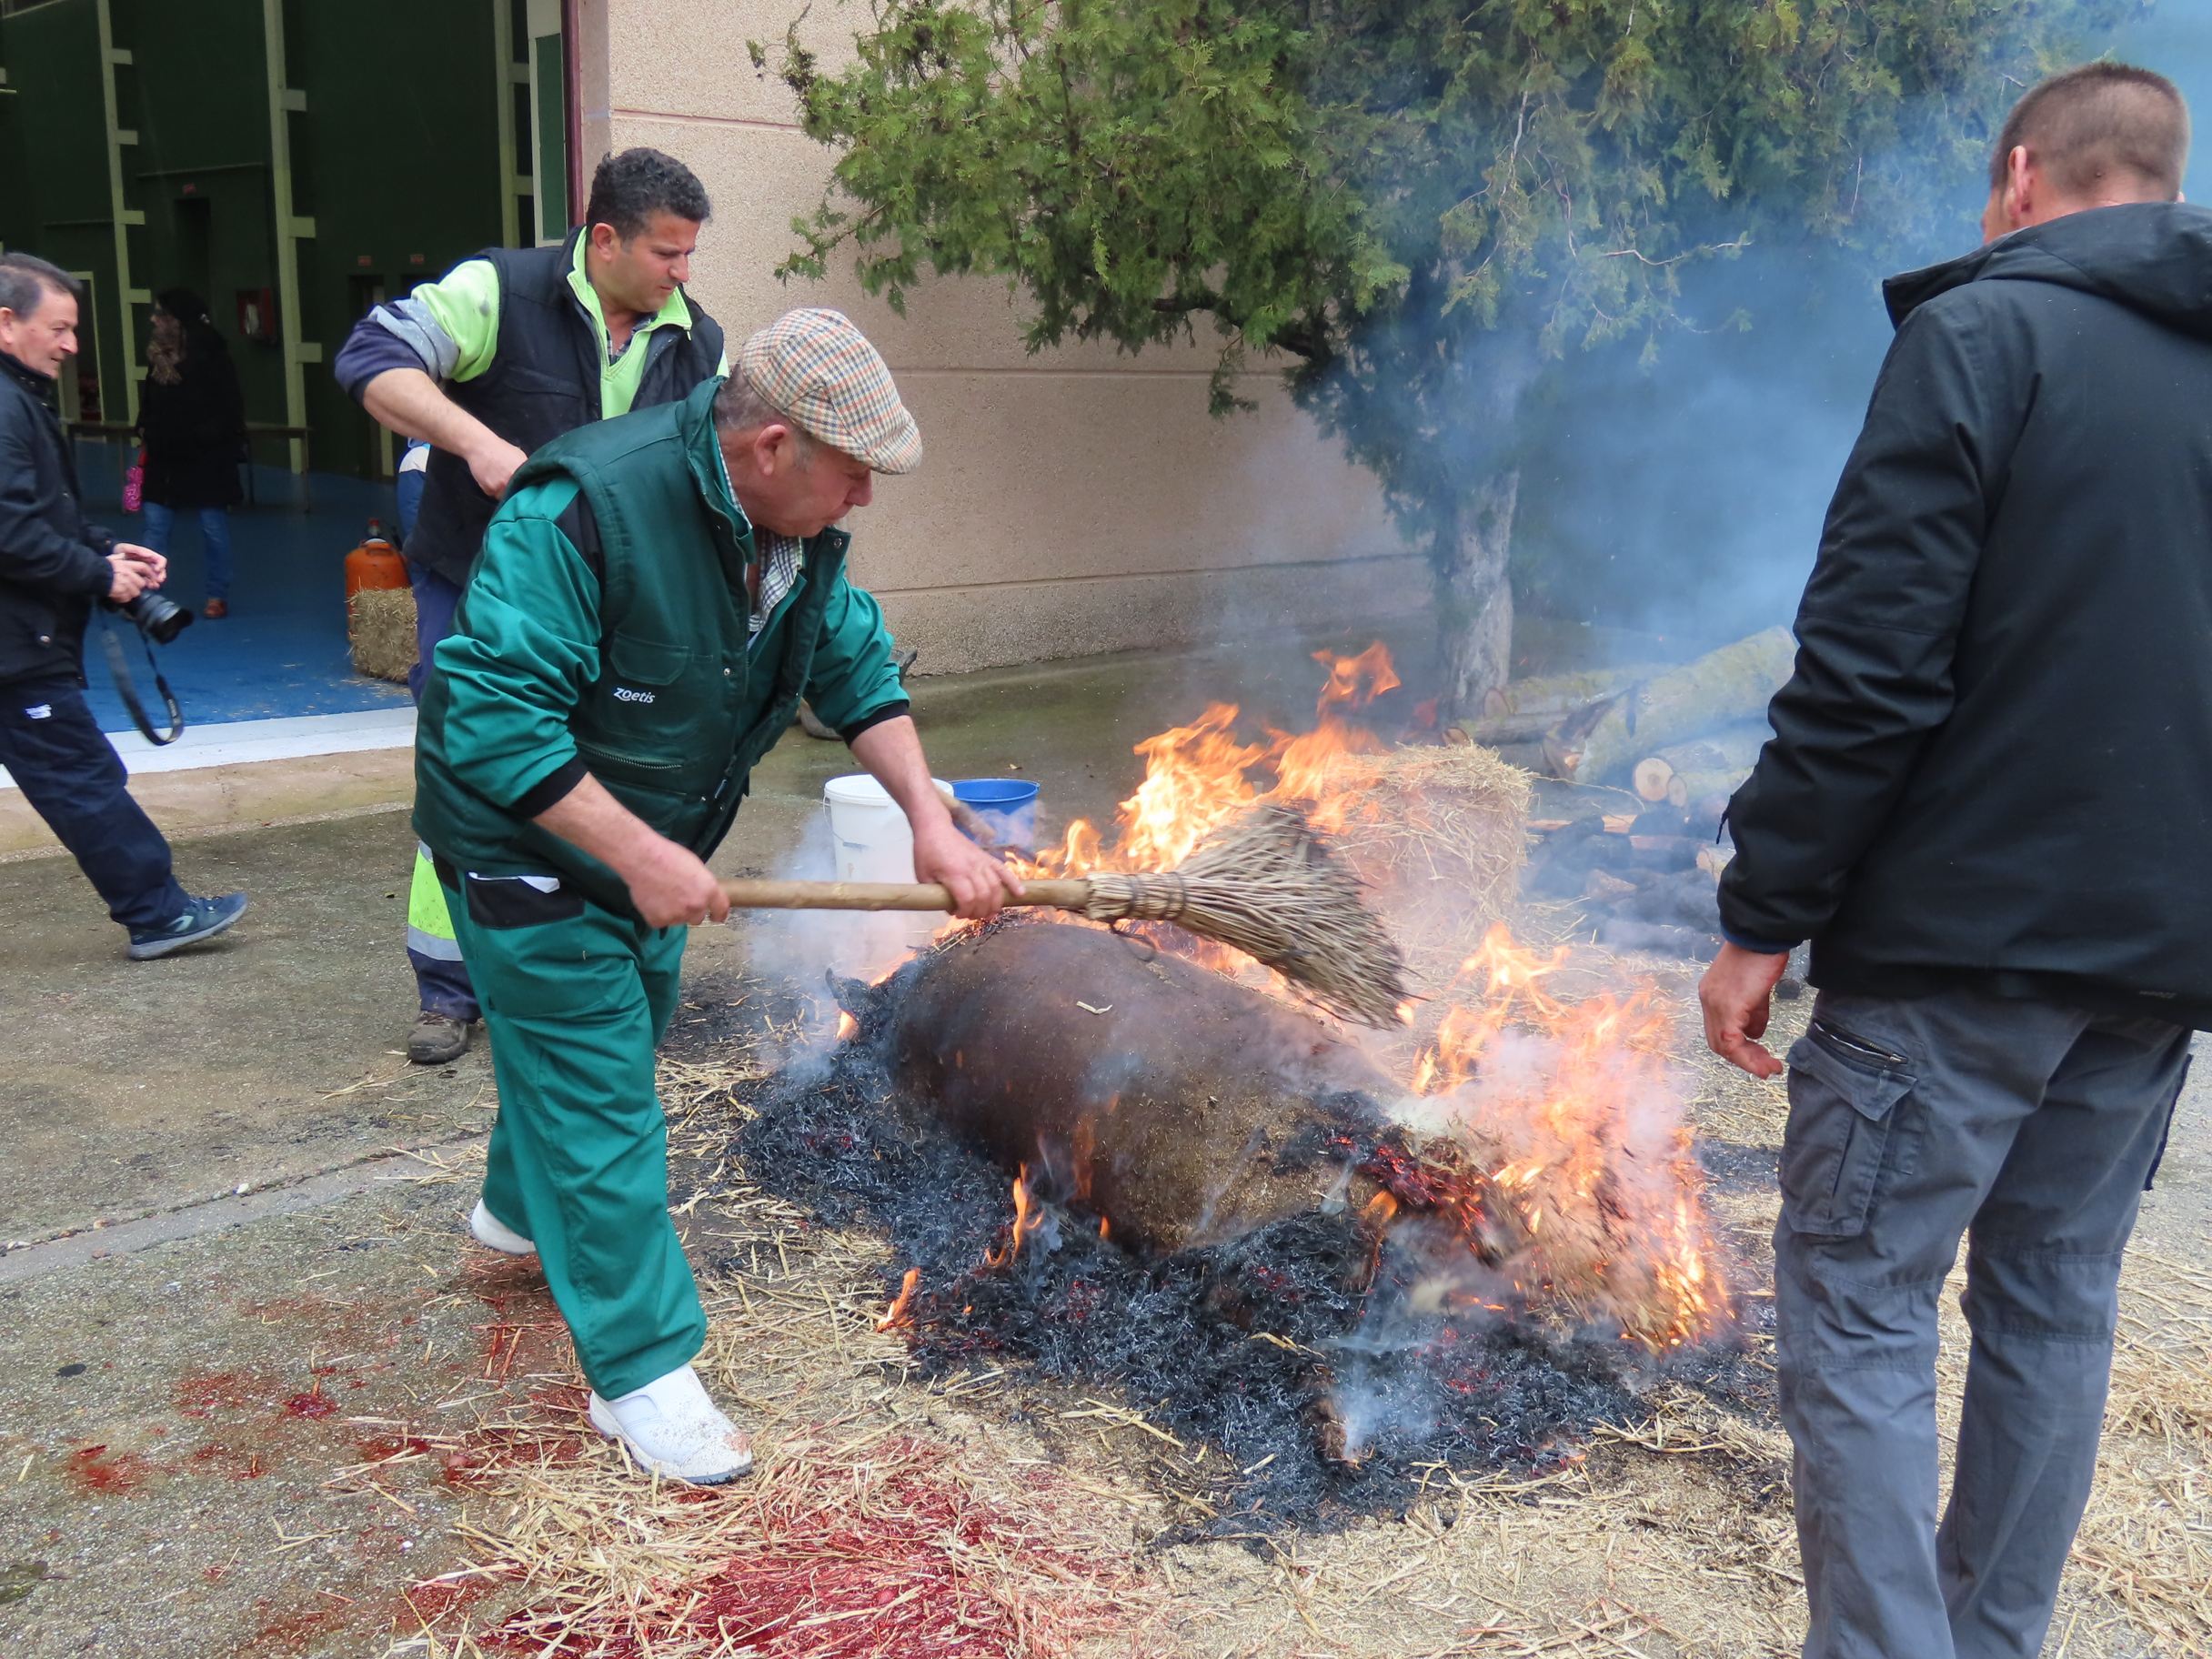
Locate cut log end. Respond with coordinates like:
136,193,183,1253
1631,757,1676,803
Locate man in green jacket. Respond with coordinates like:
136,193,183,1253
414,308,1018,1483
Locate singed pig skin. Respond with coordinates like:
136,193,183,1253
887,920,1394,1255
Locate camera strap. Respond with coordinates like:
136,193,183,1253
101,622,185,747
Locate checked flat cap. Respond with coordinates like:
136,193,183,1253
739,308,922,475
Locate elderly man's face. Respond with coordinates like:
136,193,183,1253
726,424,875,539
0,286,79,379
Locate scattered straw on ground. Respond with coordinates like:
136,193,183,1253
376,973,2207,1659
406,1424,1157,1658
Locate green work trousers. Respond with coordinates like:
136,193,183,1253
441,872,704,1398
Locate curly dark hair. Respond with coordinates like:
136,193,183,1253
583,147,712,240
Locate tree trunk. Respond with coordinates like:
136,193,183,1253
1436,469,1519,722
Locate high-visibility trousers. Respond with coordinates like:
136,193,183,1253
404,558,479,1022
407,844,480,1021
441,869,705,1398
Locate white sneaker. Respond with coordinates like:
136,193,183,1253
588,1364,754,1484
468,1200,536,1257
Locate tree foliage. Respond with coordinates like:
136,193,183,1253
771,0,2131,686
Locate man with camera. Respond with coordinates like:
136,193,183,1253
0,252,247,959
335,147,728,1069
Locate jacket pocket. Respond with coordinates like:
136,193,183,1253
585,637,700,784
606,635,691,687
1780,1035,1917,1239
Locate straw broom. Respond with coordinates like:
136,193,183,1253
719,803,1411,1027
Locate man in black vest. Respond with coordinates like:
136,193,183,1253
335,148,726,1067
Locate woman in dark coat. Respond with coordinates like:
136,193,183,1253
138,288,245,618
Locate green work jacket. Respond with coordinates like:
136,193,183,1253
412,377,908,918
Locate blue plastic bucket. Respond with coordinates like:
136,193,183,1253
952,778,1040,852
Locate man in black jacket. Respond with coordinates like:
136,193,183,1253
333,148,726,1068
0,253,246,959
1700,65,2202,1659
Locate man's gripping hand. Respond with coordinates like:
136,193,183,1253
468,436,530,502
623,838,731,929
1698,942,1791,1079
913,820,1024,921
106,542,167,602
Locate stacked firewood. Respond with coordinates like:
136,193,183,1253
1454,627,1796,958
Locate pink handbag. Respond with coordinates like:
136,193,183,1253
121,447,146,514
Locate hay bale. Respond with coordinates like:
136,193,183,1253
1312,744,1532,924
348,586,418,684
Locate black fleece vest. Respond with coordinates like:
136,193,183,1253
404,232,724,586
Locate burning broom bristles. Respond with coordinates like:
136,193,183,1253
1078,802,1411,1028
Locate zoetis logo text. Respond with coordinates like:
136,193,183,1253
612,687,656,704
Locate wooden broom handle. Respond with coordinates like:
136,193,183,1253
718,876,1091,913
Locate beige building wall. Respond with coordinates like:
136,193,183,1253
576,0,1427,674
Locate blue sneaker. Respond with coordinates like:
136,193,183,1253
127,892,249,960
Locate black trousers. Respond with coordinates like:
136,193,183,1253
0,676,186,930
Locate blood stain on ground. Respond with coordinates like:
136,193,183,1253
393,1577,497,1628
282,1391,338,1420
357,1435,436,1463
175,1370,269,1419
242,1601,342,1656
65,1444,151,1495
190,1443,266,1480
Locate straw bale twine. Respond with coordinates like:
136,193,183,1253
348,586,417,684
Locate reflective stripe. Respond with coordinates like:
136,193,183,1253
408,849,460,943
407,925,466,962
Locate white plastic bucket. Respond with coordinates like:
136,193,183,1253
823,774,949,949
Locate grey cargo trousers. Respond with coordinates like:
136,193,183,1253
1775,984,2189,1659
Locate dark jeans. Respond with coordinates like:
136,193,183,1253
0,677,187,930
405,556,464,705
1775,985,2191,1659
141,503,233,601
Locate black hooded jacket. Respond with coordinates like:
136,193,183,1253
1719,202,2212,1028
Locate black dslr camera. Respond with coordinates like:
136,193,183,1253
122,589,194,645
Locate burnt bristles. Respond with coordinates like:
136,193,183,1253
719,953,1763,1539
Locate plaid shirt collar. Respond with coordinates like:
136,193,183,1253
709,439,803,642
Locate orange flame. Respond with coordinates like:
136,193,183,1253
876,1266,920,1331
1395,925,1732,1349
1026,644,1404,886
835,1011,859,1043
934,644,1731,1352
984,1165,1041,1270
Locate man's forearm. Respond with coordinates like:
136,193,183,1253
531,773,666,880
361,367,503,461
848,715,957,840
529,771,729,928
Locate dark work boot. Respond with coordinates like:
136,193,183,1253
407,1011,473,1065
